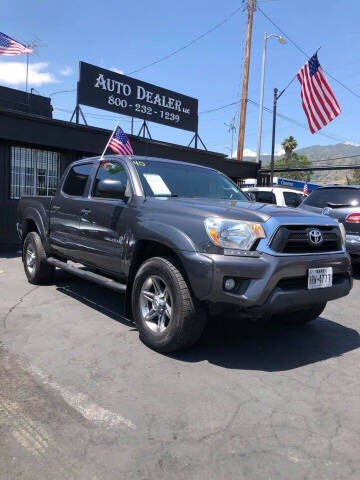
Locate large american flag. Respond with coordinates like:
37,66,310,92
109,125,134,155
0,31,33,56
297,53,340,134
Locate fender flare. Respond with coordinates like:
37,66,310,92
134,220,196,252
22,207,51,253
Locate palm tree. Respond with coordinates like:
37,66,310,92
281,136,298,160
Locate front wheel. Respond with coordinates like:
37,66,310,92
23,232,55,284
132,257,206,353
274,303,327,325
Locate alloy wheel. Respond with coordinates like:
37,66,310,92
25,242,36,275
140,275,173,333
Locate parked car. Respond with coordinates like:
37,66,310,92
300,185,360,264
17,156,352,352
243,186,306,208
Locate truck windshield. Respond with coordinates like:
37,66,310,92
133,160,248,201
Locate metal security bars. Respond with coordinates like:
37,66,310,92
10,146,60,199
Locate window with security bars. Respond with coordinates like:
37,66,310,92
10,146,60,199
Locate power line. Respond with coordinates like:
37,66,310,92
126,5,244,75
257,6,308,57
261,154,360,168
49,89,76,97
325,71,360,100
200,100,240,115
257,6,360,100
53,106,133,123
246,98,360,144
200,96,360,144
310,153,360,164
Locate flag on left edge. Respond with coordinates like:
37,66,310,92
0,31,33,56
109,125,134,155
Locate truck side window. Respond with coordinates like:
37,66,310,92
93,161,128,199
254,191,276,204
63,164,92,197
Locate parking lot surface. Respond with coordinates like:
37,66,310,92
1,252,360,480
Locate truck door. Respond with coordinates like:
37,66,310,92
75,159,130,277
49,163,93,261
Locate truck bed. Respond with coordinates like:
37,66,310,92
17,196,53,241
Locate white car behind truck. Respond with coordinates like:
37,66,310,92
243,186,306,208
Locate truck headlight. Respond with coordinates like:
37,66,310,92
338,222,346,246
205,218,266,250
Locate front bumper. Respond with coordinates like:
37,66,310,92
346,234,360,257
180,251,352,316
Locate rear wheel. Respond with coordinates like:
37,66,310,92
23,232,55,284
132,257,206,353
274,303,326,325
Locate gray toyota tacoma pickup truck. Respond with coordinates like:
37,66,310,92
17,155,352,352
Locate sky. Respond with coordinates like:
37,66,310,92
2,0,360,157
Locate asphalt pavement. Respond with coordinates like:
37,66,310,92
1,252,359,480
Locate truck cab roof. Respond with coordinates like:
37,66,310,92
71,155,217,172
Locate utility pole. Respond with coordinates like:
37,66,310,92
270,86,286,184
225,114,237,157
237,0,256,161
270,88,278,185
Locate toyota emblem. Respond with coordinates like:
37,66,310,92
308,228,323,246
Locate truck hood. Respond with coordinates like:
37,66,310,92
145,197,330,223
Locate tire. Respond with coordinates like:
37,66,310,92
23,232,55,284
275,303,326,325
132,257,206,353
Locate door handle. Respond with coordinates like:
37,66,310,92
80,208,91,215
52,205,60,211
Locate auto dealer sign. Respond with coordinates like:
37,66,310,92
77,62,198,132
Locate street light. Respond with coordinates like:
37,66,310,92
256,33,287,164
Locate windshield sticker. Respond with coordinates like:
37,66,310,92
133,160,146,167
143,173,171,195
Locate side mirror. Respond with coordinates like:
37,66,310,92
96,179,127,199
247,192,256,202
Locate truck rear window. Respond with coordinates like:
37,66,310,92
133,160,248,201
303,188,360,208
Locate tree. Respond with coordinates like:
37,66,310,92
348,169,360,185
273,153,313,182
281,136,298,160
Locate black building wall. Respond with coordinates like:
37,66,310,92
0,107,258,250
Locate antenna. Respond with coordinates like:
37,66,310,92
224,114,237,158
25,40,47,93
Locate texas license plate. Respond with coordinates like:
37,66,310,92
308,267,333,289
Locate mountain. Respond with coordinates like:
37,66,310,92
244,143,360,185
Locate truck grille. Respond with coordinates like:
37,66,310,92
270,225,342,254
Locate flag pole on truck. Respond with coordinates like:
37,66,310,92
100,122,119,160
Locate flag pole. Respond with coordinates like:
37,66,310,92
25,50,29,93
100,122,119,160
25,43,34,93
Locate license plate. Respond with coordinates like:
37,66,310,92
308,267,333,290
